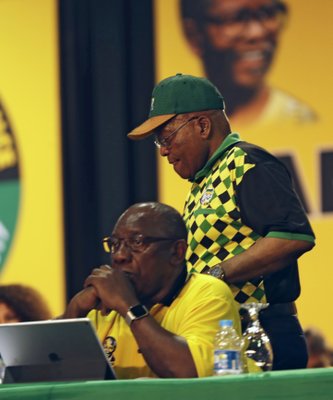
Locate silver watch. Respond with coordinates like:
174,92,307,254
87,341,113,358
125,304,149,326
208,265,226,281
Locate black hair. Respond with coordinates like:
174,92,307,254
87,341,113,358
180,0,212,21
0,284,51,321
180,0,287,22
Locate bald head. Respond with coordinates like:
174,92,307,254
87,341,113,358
115,202,187,240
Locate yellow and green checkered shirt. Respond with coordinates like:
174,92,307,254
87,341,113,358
184,133,315,305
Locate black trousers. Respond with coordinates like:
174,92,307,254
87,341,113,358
259,314,308,370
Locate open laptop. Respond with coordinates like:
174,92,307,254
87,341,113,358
0,318,117,383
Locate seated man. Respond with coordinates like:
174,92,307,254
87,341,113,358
63,202,241,378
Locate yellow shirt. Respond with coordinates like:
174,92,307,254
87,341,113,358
232,87,318,131
88,272,241,379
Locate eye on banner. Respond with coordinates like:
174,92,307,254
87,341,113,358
0,0,65,315
154,0,333,341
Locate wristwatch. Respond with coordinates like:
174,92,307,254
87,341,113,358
208,265,226,282
125,304,149,326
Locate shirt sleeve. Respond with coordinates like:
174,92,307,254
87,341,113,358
175,275,241,377
237,156,315,242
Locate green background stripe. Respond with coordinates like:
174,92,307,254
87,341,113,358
0,180,20,271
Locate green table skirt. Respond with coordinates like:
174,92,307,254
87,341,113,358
0,368,332,400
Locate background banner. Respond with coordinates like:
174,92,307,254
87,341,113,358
0,0,65,315
155,0,333,341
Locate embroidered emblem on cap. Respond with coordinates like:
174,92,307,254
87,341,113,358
150,97,155,111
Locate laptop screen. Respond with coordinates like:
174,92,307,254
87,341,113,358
0,318,116,383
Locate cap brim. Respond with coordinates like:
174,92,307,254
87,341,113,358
127,114,176,140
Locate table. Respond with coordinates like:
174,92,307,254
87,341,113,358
0,368,332,400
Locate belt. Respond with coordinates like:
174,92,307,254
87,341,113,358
259,302,297,319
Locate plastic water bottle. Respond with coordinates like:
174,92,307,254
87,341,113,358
213,319,243,376
0,355,5,384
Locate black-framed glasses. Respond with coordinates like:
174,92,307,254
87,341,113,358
154,116,199,149
102,234,178,254
203,1,287,37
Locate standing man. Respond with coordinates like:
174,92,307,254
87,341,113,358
63,202,241,378
179,0,317,126
127,73,316,370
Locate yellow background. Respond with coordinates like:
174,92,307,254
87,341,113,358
0,0,65,315
155,0,333,342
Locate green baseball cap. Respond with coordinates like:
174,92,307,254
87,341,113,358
128,73,224,139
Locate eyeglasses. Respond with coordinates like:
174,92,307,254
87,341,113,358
154,116,199,148
203,1,287,38
102,234,177,254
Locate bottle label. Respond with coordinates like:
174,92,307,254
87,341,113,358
214,350,241,375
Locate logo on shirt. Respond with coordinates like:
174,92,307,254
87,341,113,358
200,186,214,206
103,336,117,365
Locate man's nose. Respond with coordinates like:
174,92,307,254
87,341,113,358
112,241,132,263
243,19,268,39
159,146,169,157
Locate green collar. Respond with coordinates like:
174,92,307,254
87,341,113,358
191,132,242,182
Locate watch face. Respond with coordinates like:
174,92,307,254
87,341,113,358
209,266,223,279
130,304,148,318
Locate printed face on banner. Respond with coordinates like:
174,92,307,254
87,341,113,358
179,0,317,126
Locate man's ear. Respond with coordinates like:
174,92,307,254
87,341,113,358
182,19,204,57
170,239,187,264
198,116,212,139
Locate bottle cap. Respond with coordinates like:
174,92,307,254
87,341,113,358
220,319,233,327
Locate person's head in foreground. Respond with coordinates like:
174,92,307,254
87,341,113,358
0,284,51,323
64,202,241,378
128,73,230,180
305,327,333,369
105,202,188,307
